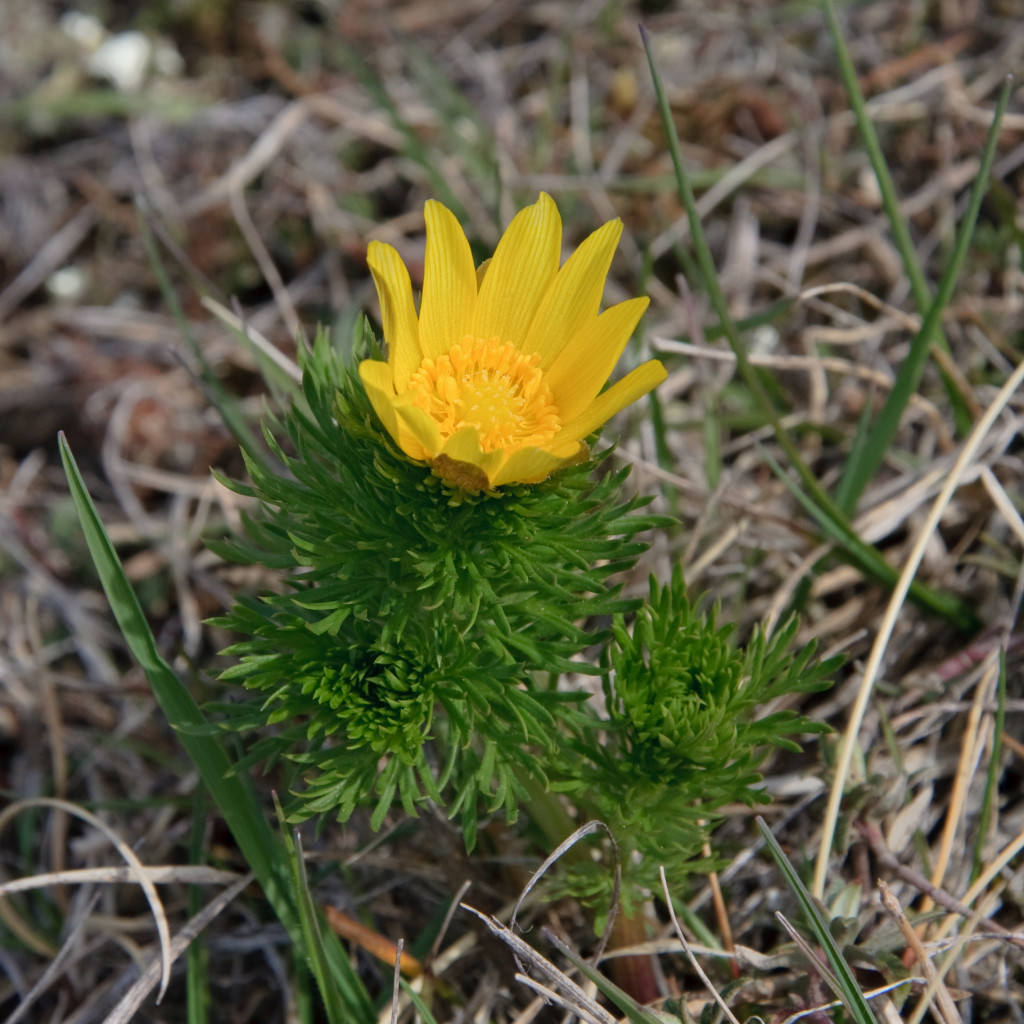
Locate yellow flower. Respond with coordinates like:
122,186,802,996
359,193,666,490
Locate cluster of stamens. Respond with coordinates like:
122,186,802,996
407,336,561,453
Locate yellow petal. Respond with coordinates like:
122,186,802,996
525,217,624,368
545,297,650,422
393,395,444,457
359,359,429,461
489,443,581,487
554,360,667,443
473,193,561,348
431,454,491,491
475,258,490,289
367,240,421,389
439,426,505,482
420,201,477,360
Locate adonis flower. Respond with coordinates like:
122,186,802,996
359,193,666,489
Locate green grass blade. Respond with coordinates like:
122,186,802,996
837,381,877,515
820,0,938,317
276,806,348,1024
973,648,1007,883
640,24,828,514
756,818,876,1024
334,42,466,220
541,928,663,1024
187,788,210,1024
821,0,971,436
58,433,296,929
834,75,1013,512
60,433,378,1022
276,799,376,1024
702,390,722,492
646,386,681,512
319,928,377,1023
402,39,500,201
398,980,441,1024
641,24,983,632
759,445,977,629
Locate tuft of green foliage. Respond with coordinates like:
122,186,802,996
209,319,839,905
210,322,662,847
547,570,838,915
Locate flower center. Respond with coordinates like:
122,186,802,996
407,336,561,453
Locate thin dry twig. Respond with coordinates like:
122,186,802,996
0,207,97,320
919,658,999,917
228,183,306,346
460,904,614,1024
659,866,743,1024
101,873,254,1024
180,100,310,218
509,820,621,975
201,295,303,382
858,821,1024,951
878,880,962,1024
0,798,173,1001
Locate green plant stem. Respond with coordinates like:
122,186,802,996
518,772,580,854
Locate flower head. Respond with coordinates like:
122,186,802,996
360,193,666,489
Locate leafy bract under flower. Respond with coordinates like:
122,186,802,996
359,193,666,489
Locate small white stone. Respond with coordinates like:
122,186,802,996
47,265,88,302
60,11,107,51
751,324,780,356
87,30,152,93
857,165,882,209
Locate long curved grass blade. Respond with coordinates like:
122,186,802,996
834,74,1013,512
640,24,981,632
756,818,876,1024
819,0,967,431
59,434,377,1024
759,446,977,629
278,802,374,1024
59,433,293,927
